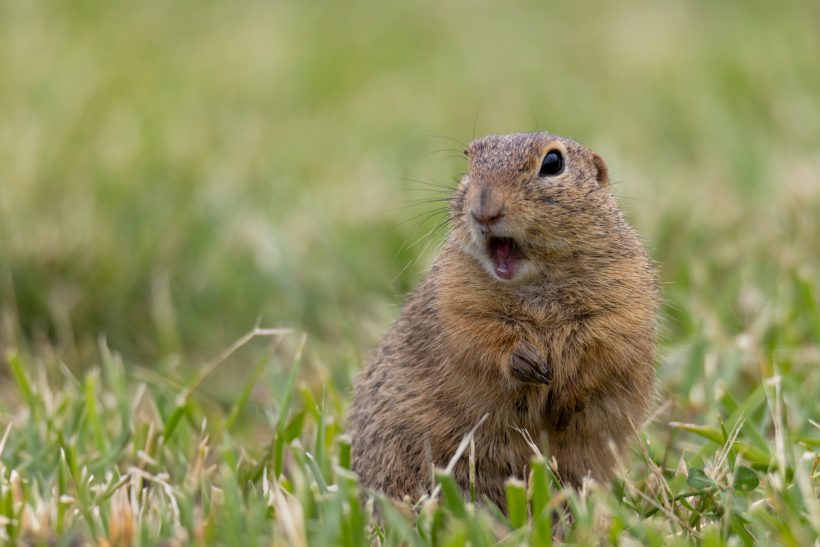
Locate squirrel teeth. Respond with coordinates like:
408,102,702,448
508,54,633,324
488,237,523,280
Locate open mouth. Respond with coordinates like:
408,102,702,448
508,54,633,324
486,236,525,280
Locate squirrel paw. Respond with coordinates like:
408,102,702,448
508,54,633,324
551,406,573,432
509,342,552,385
547,392,588,432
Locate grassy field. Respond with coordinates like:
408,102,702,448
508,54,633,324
1,0,819,544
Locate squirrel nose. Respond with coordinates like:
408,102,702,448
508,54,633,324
471,208,504,227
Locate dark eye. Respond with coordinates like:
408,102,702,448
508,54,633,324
538,150,564,176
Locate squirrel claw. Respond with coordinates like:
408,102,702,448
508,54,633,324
509,342,552,385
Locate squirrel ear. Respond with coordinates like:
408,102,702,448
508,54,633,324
591,153,609,187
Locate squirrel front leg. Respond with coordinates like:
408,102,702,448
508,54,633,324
546,382,588,432
441,300,552,387
542,322,594,431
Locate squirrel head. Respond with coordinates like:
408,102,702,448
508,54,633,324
450,132,615,283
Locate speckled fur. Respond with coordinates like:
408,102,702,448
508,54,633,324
348,132,658,510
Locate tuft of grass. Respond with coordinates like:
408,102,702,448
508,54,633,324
1,324,818,545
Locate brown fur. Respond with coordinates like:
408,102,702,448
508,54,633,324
347,132,658,510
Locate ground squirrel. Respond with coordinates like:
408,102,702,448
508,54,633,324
348,131,658,510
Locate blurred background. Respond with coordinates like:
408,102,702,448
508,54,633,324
0,0,818,418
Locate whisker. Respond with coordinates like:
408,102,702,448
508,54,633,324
422,147,466,159
394,207,450,228
472,98,484,140
392,222,452,284
392,224,439,279
438,155,468,166
403,215,450,243
406,223,444,250
405,197,452,204
415,217,452,250
403,188,452,196
395,218,450,259
389,175,455,192
383,202,449,215
423,134,468,149
530,106,542,132
393,207,451,263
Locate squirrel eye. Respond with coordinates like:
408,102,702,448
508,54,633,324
538,150,564,176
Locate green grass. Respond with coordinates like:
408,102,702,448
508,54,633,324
1,0,819,544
